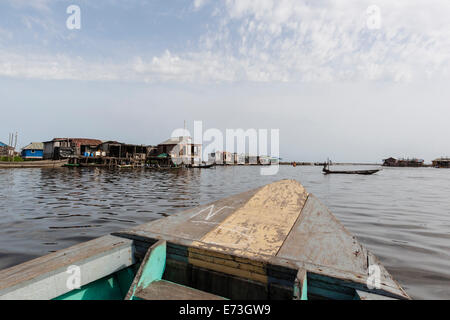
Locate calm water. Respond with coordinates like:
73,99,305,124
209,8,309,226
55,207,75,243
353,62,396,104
1,165,449,299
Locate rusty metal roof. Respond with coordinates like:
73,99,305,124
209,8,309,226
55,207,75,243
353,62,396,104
44,138,102,146
22,142,44,150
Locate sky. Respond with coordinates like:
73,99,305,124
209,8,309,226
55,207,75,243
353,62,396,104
1,0,450,162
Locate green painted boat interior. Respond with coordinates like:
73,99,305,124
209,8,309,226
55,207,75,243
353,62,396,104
54,266,138,300
127,240,167,300
51,238,379,301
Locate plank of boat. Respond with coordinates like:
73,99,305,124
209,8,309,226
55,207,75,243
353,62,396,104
0,235,135,300
113,179,409,300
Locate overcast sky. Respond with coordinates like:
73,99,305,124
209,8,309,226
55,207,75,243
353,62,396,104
1,0,449,162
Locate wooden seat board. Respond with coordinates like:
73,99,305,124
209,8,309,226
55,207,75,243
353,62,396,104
134,280,226,300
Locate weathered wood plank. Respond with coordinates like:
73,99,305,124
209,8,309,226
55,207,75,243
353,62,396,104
277,194,367,275
192,180,308,258
134,280,226,300
354,290,397,300
366,251,409,298
0,235,134,300
119,188,260,244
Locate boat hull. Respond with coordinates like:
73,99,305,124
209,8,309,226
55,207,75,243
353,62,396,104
0,159,68,168
0,180,409,300
323,169,380,175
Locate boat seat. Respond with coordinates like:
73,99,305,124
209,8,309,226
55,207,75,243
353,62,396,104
126,239,227,300
133,280,225,300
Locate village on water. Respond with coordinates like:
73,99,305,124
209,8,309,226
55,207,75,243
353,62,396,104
1,132,450,169
0,133,283,169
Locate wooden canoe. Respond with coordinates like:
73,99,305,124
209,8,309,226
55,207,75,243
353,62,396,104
323,169,381,175
0,159,68,168
0,180,409,300
190,163,216,168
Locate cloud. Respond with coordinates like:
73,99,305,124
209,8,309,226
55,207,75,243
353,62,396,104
7,0,52,12
1,0,450,83
193,0,209,10
0,51,123,81
0,27,13,41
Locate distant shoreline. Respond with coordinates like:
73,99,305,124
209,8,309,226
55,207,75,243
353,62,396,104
279,162,382,166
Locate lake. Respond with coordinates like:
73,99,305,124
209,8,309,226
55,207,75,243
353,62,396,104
0,165,449,299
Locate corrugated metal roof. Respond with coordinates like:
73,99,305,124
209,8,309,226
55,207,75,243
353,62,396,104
22,142,44,150
159,136,192,145
69,138,102,146
44,138,102,146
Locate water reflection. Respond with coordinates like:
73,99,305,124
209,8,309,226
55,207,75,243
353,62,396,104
0,165,449,299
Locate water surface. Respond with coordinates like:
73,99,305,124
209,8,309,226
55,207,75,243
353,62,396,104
1,165,449,299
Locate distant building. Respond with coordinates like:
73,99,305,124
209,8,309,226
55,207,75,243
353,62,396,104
397,158,424,167
382,157,397,167
232,153,245,164
432,157,450,168
21,142,44,160
0,141,14,157
382,157,424,167
248,155,258,165
156,136,202,165
209,151,223,164
98,141,151,160
223,151,233,165
208,151,238,165
259,155,277,165
236,153,246,164
43,138,102,160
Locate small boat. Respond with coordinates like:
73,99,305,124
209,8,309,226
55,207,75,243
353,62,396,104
117,164,133,169
0,180,409,300
0,159,68,168
323,168,380,175
322,161,380,175
63,163,80,167
190,163,216,169
146,164,184,170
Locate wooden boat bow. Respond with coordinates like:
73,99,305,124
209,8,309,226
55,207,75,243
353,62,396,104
0,180,409,300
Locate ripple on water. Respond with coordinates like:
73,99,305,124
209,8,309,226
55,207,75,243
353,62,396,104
0,166,449,299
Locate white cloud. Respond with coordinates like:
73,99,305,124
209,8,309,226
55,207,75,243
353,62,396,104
1,0,450,83
0,51,123,81
7,0,52,12
0,27,13,41
193,0,209,10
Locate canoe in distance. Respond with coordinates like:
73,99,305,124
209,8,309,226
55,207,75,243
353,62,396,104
323,168,381,175
190,163,216,168
0,180,409,300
